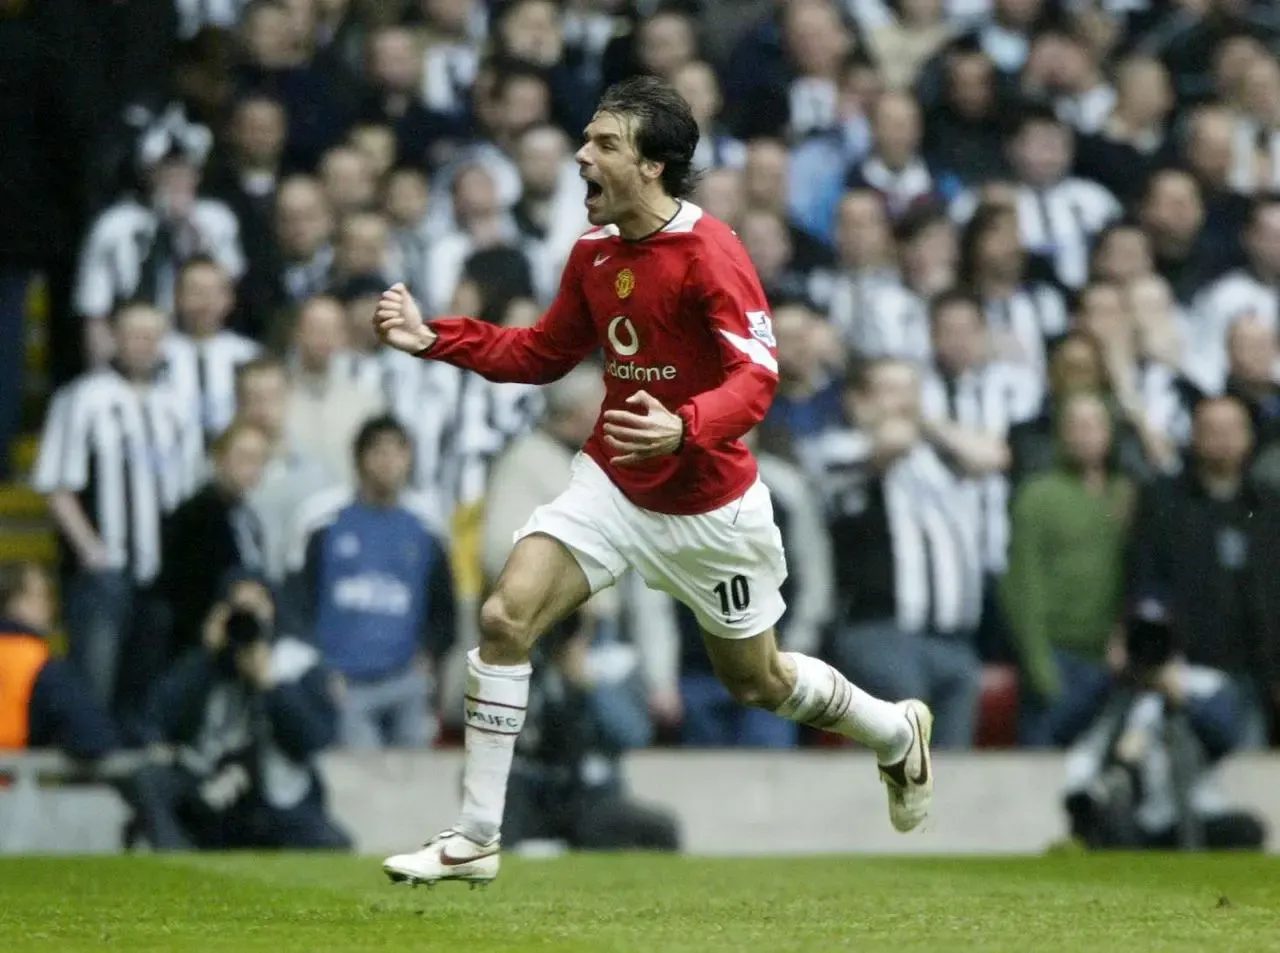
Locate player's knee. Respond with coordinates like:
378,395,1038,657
718,654,791,710
478,592,537,657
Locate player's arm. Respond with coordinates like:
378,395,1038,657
376,251,597,385
674,249,780,449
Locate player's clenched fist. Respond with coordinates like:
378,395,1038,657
374,282,437,355
602,391,685,466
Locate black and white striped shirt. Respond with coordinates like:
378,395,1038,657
33,368,203,583
953,179,1121,289
1188,268,1280,393
921,362,1043,572
174,0,246,39
385,359,466,517
980,283,1071,384
454,374,546,509
74,198,246,320
828,271,931,364
161,331,262,447
806,428,984,634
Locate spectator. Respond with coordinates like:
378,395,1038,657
75,109,245,358
1090,222,1155,287
675,426,834,748
1229,55,1280,196
1222,316,1280,490
204,94,289,335
1022,29,1115,136
0,562,190,850
285,295,386,482
509,123,586,304
426,164,523,316
847,92,954,220
160,256,262,449
234,357,335,583
953,105,1120,289
766,299,846,444
1007,330,1153,490
922,47,1008,187
738,208,819,305
142,568,351,849
491,0,593,134
319,144,377,218
237,0,355,170
863,0,952,93
331,210,395,288
505,620,680,853
160,420,270,662
1188,195,1280,394
287,416,455,749
895,202,959,302
34,303,201,713
1064,604,1265,851
811,359,983,748
361,26,457,171
1181,105,1252,251
1071,279,1186,469
415,0,483,122
959,201,1069,383
694,167,746,232
1075,55,1173,203
786,53,875,244
1138,168,1226,308
772,0,854,142
671,60,747,174
828,190,929,363
742,138,836,276
1130,396,1280,749
384,166,434,299
260,175,336,319
1003,390,1135,747
920,291,1039,657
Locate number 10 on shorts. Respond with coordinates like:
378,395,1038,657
713,574,751,618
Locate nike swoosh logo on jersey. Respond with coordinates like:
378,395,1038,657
907,709,929,786
440,846,499,867
594,254,611,266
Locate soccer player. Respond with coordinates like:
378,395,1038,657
376,77,933,887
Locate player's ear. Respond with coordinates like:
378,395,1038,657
639,158,664,184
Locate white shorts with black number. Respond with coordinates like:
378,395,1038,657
514,454,788,639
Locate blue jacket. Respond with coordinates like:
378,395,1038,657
289,490,456,681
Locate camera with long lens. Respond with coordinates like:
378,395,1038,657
1125,602,1177,675
217,608,268,677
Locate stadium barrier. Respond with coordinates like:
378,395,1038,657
5,750,1279,854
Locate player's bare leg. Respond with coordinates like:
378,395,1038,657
702,629,933,832
383,534,592,887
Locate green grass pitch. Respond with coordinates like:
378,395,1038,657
2,853,1279,952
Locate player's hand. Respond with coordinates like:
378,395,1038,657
602,391,684,466
373,282,437,355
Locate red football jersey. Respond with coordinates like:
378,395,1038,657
423,202,779,515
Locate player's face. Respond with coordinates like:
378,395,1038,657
577,111,649,226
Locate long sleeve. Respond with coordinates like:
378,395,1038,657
1001,480,1061,698
425,251,598,385
1182,683,1241,763
674,250,779,450
143,649,220,745
264,665,338,760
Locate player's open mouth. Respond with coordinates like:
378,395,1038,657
584,180,604,206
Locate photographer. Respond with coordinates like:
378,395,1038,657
140,568,350,850
503,616,681,853
1063,602,1266,851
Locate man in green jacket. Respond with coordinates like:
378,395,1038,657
1002,391,1135,747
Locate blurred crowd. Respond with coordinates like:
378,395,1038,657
4,0,1280,847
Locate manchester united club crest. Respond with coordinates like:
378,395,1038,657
615,268,635,299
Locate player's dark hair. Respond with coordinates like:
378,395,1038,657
597,75,700,198
354,414,412,466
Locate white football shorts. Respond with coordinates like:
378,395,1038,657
513,453,788,639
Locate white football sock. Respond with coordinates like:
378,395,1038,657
454,648,531,846
775,652,911,764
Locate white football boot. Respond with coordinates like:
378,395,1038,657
383,830,500,889
878,699,934,833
